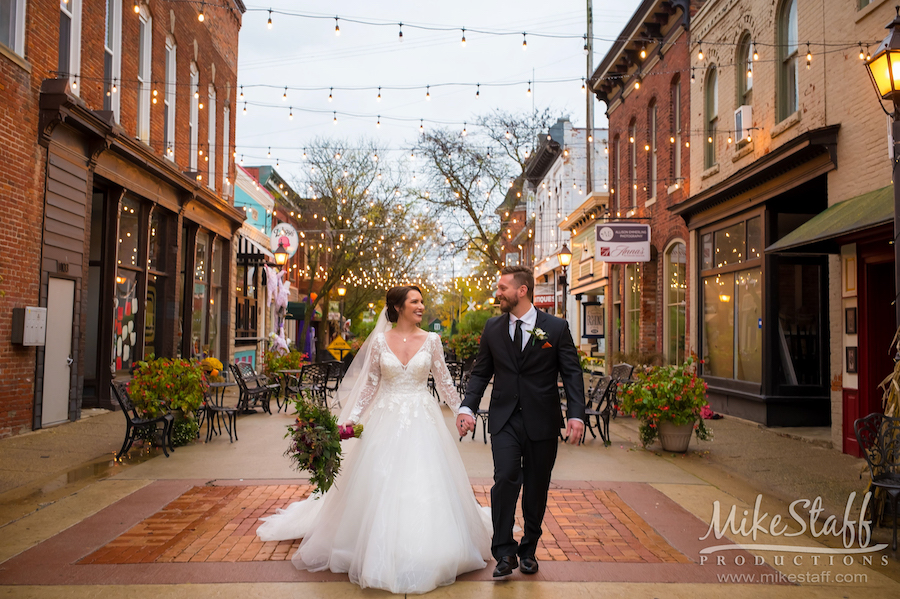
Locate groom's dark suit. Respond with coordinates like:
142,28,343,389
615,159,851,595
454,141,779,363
461,308,585,560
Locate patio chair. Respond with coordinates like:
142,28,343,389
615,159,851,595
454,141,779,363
854,412,900,550
111,381,174,459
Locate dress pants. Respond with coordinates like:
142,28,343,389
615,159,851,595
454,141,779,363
490,408,559,559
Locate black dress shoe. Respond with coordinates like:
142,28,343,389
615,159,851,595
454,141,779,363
492,555,518,577
520,556,539,574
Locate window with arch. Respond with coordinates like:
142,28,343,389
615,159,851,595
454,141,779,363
648,100,657,201
665,241,687,364
629,120,637,208
737,33,753,107
704,67,718,169
778,0,798,121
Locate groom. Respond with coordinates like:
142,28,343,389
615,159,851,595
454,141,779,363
457,265,585,577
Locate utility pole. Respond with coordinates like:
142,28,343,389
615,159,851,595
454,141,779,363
585,0,594,195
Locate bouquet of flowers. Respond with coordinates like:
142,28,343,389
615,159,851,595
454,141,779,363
285,398,363,495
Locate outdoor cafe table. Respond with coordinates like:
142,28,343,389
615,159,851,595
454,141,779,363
278,369,304,411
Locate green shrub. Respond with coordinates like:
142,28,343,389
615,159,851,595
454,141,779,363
459,310,492,335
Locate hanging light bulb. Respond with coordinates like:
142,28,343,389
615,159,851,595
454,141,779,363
240,155,244,165
376,116,381,128
588,135,593,142
377,86,381,101
302,151,307,160
282,86,287,101
806,43,812,69
634,78,641,90
289,107,293,120
267,147,271,158
334,17,340,36
505,129,511,139
133,1,140,14
581,78,586,93
198,2,205,22
727,135,733,144
112,80,117,93
697,42,703,61
752,41,759,61
640,45,647,59
527,81,531,96
239,86,243,100
426,85,431,100
583,35,589,55
152,89,158,104
461,28,466,47
419,119,424,133
267,9,273,29
462,122,468,136
199,99,204,110
242,102,247,114
747,64,752,79
476,83,480,99
690,68,695,84
328,87,333,102
333,111,337,125
398,23,403,41
859,43,865,61
707,136,713,143
522,32,527,50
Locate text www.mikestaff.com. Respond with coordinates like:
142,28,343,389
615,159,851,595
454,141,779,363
716,572,868,584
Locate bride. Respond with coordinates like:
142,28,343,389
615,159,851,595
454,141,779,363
256,285,492,594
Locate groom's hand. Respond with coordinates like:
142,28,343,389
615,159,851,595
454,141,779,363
565,419,584,445
456,414,475,437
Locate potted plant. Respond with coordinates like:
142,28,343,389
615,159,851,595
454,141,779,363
128,358,208,446
263,349,308,377
200,357,224,382
619,356,712,451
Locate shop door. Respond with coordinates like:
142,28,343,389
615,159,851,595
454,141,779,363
42,278,75,426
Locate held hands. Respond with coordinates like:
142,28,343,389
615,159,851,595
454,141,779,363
565,419,584,445
456,414,475,437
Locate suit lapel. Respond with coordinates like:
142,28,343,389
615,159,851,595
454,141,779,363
521,310,547,365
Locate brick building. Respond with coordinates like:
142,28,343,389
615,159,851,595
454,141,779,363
0,1,245,438
591,0,698,367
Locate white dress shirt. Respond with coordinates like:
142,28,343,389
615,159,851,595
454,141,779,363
509,305,537,351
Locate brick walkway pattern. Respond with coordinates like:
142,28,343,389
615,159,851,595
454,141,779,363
79,484,690,566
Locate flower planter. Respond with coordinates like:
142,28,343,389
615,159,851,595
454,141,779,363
658,421,694,452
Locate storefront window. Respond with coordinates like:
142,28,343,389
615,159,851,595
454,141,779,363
114,197,142,373
702,274,735,378
208,238,224,357
236,264,258,338
175,226,187,358
714,222,745,268
776,263,822,386
666,243,687,364
625,264,641,353
736,268,762,382
191,231,209,359
144,209,168,361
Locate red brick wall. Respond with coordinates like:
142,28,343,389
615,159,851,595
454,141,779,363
0,1,242,438
606,28,692,359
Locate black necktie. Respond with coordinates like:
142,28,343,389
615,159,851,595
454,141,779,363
514,319,523,353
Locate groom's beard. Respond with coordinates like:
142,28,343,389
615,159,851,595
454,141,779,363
498,295,517,313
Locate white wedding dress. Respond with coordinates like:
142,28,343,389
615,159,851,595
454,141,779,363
257,332,492,594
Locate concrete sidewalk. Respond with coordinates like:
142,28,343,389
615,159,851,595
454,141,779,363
0,397,897,597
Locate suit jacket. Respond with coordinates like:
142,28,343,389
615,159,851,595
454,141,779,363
461,309,586,441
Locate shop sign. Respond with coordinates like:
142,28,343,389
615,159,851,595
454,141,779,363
534,282,555,308
582,302,604,338
270,223,300,258
595,224,651,262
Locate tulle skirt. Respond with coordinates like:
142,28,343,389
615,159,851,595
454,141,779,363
257,393,492,594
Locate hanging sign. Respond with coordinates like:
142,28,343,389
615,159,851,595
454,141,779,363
270,223,299,258
595,224,651,262
582,302,604,338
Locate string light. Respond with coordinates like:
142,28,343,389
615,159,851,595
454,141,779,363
328,87,333,101
690,68,695,84
505,129,511,139
806,43,812,69
239,86,243,100
462,122,468,136
522,32,527,50
581,78,586,93
133,1,140,14
243,102,247,114
426,85,431,100
152,89,158,104
419,119,424,133
398,23,403,41
634,77,641,90
376,116,381,127
198,2,205,22
640,45,647,59
727,135,732,144
333,111,338,125
583,35,589,55
476,83,480,99
747,64,752,78
282,86,287,101
527,81,531,96
859,43,865,60
334,17,340,36
267,9,272,29
377,86,381,101
289,107,293,120
697,42,703,61
752,41,759,61
461,28,466,47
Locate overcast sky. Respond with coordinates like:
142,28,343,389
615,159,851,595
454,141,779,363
235,0,641,180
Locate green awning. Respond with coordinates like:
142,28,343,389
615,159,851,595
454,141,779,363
285,302,306,320
766,186,894,254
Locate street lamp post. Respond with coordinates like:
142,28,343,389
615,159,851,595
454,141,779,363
557,243,573,319
337,286,347,330
865,6,900,325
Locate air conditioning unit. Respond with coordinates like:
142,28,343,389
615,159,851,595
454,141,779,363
734,105,752,141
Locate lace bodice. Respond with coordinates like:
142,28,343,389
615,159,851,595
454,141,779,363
346,332,461,425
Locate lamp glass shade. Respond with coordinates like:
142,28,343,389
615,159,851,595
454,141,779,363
337,287,347,296
866,51,900,99
274,243,289,266
558,244,573,267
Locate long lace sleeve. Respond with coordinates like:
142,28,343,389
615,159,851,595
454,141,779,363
346,335,382,424
430,334,462,414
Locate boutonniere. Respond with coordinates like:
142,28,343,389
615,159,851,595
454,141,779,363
526,327,548,347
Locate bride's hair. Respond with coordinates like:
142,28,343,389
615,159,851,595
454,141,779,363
386,285,423,323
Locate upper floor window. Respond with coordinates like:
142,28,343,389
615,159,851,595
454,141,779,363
648,101,657,201
613,135,621,210
778,0,799,121
629,121,637,208
103,0,121,118
164,37,176,159
704,67,718,169
737,33,753,107
136,7,152,143
207,85,217,191
1,0,27,57
222,105,231,194
671,77,681,182
59,0,82,95
189,63,199,171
